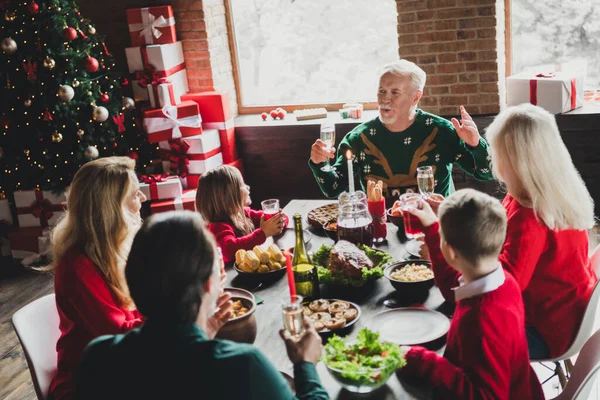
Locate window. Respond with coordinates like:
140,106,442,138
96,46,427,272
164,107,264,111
510,0,600,89
226,0,399,112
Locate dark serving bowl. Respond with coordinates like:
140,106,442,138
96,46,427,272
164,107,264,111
384,260,434,297
322,219,338,242
386,208,405,229
234,262,287,286
216,288,257,344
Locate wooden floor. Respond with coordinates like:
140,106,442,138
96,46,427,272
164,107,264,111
0,261,53,400
1,227,599,400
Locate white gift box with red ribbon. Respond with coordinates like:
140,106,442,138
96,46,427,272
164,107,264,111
507,71,584,114
125,42,189,102
14,190,66,228
150,190,196,214
139,174,183,202
158,129,223,175
0,198,13,226
143,101,202,143
148,80,180,108
126,6,177,47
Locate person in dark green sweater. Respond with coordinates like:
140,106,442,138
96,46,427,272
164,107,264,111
309,59,493,205
75,211,329,400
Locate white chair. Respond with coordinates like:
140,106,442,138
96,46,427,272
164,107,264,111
552,328,600,399
536,244,600,388
12,294,60,400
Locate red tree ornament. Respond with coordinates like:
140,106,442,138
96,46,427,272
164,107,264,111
121,78,129,87
63,27,77,41
99,93,109,102
127,151,139,162
83,56,99,73
28,2,39,15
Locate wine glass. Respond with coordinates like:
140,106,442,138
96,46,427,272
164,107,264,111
261,199,280,220
417,166,434,199
320,123,336,172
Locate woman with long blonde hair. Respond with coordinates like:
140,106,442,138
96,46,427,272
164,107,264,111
487,103,596,359
196,165,287,264
49,156,147,400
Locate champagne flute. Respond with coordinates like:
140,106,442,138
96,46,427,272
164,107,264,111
320,123,336,172
281,295,304,337
417,166,435,199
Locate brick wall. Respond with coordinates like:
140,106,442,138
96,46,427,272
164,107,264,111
396,0,504,116
79,0,237,115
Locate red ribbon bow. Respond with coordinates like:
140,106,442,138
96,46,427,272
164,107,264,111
151,76,170,86
112,114,126,132
168,140,191,177
22,61,37,81
535,72,555,78
139,173,170,184
31,198,54,226
135,66,159,88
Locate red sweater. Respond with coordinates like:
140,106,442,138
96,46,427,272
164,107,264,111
501,194,596,357
49,251,142,400
400,222,544,400
208,207,288,264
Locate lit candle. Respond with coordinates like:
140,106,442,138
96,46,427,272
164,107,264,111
346,150,355,193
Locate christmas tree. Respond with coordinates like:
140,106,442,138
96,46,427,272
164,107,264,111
0,0,156,195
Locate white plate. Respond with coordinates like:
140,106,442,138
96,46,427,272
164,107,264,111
405,239,423,258
371,307,450,345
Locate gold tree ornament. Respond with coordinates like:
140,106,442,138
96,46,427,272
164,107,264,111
88,25,96,35
4,12,16,21
1,37,17,54
52,132,63,142
92,106,109,122
76,128,84,137
72,79,80,87
43,56,56,69
58,85,74,101
24,149,30,156
24,99,32,107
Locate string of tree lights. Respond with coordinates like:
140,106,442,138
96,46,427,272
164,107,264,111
0,0,156,196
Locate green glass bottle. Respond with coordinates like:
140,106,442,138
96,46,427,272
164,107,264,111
292,213,320,300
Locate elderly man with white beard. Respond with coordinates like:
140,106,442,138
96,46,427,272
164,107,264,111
308,59,493,205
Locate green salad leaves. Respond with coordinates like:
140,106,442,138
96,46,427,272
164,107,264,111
323,328,406,386
313,244,393,287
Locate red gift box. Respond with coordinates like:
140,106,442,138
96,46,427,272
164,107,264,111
126,6,177,47
8,226,45,256
150,190,196,214
180,92,234,130
218,127,238,164
143,101,202,143
179,175,201,190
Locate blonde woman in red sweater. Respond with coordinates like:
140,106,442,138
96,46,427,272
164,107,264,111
486,103,597,359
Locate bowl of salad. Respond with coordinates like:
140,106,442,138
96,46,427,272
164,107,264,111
323,328,406,393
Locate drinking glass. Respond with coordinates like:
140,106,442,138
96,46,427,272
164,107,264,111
320,123,336,172
400,193,424,239
417,166,434,199
281,295,304,337
261,199,280,220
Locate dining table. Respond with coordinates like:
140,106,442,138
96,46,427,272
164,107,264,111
226,199,453,399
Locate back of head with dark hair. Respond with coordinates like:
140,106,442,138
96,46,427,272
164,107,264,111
438,189,507,265
125,211,216,324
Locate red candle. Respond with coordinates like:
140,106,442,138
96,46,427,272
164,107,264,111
284,250,296,299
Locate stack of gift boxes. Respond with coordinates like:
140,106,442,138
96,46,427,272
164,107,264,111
125,5,243,215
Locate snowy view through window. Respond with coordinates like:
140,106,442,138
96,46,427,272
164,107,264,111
229,0,398,107
511,0,600,89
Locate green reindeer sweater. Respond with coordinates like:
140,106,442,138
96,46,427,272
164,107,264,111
309,109,493,204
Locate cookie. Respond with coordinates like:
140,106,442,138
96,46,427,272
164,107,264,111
302,306,313,316
335,308,358,322
310,312,332,322
329,301,350,314
314,321,325,331
309,299,330,312
323,318,346,330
